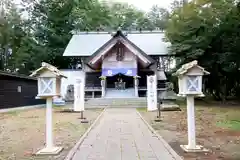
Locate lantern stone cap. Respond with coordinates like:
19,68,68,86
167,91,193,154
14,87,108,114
174,60,210,76
30,62,67,78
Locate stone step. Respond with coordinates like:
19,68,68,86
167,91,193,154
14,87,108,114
85,97,180,110
105,88,136,98
85,98,147,106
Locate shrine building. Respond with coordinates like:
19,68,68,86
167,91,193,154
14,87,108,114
62,30,173,99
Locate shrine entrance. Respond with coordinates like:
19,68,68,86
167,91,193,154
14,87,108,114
102,67,138,98
105,74,135,98
106,73,134,89
85,31,155,98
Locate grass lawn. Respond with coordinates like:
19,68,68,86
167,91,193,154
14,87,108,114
0,105,103,160
138,102,240,160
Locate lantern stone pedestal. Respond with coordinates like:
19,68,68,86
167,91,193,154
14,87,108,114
180,144,209,153
180,96,208,152
174,60,210,153
30,62,67,155
36,146,63,155
36,98,63,155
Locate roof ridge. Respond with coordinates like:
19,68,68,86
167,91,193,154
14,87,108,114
127,30,165,34
71,30,165,35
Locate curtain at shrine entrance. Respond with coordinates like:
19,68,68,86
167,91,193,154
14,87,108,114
102,68,137,77
101,61,137,77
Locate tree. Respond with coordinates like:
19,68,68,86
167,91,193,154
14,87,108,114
0,0,26,72
2,0,167,75
147,5,170,30
15,0,105,72
105,2,155,30
165,0,240,101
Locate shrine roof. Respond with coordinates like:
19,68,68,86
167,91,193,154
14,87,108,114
85,30,155,69
63,30,171,57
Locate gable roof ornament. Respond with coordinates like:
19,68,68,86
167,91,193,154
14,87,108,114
110,28,128,37
174,60,210,76
117,26,122,31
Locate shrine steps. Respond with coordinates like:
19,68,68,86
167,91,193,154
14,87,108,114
84,89,180,109
85,97,180,110
85,97,147,108
105,88,136,98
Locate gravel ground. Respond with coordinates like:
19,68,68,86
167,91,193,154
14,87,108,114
138,104,240,160
0,105,102,160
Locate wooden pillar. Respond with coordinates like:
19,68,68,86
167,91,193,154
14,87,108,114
134,77,139,97
101,77,106,97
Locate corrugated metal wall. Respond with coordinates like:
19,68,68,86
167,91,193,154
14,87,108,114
0,75,44,109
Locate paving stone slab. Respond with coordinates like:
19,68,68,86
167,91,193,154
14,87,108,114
71,108,182,160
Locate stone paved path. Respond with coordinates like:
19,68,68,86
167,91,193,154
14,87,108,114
72,108,181,160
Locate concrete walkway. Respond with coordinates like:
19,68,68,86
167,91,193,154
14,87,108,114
71,108,181,160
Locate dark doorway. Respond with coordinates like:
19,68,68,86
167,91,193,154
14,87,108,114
107,74,134,88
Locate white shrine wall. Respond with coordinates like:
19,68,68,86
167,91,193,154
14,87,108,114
60,70,85,99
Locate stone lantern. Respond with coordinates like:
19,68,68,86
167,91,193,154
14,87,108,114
30,62,67,155
174,60,209,152
31,62,67,98
176,60,209,97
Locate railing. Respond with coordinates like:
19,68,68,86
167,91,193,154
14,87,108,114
157,82,166,88
85,87,101,91
138,87,167,91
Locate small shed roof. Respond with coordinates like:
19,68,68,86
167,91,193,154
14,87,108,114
63,30,171,56
174,60,210,76
30,62,67,78
0,70,36,80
